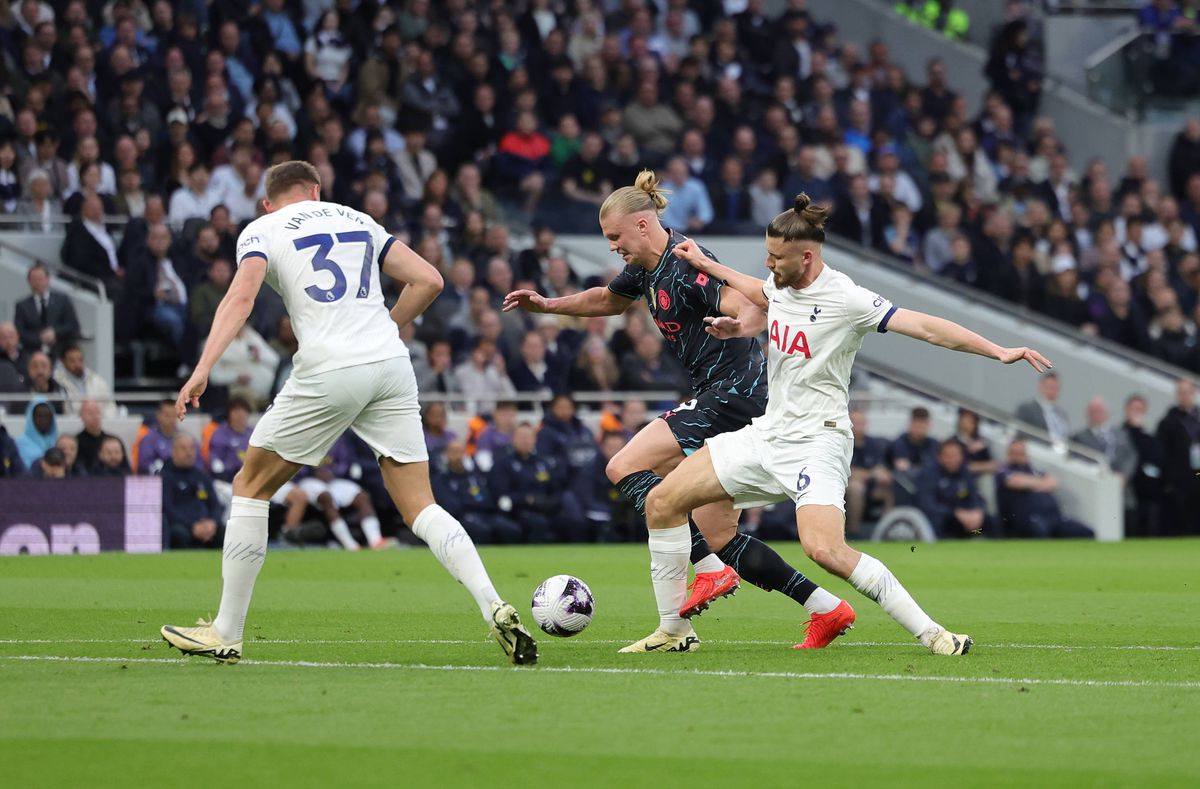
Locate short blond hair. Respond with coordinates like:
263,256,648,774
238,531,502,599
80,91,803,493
599,169,670,220
265,160,321,201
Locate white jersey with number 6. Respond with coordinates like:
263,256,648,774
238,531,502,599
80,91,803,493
755,265,895,438
236,200,407,378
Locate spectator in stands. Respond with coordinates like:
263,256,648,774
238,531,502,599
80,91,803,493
918,439,994,539
1155,377,1200,535
707,157,755,236
847,407,894,538
495,110,552,216
618,333,689,396
432,439,521,545
168,161,220,225
55,434,86,477
996,438,1094,538
15,169,63,232
53,345,112,415
454,338,516,416
34,447,67,479
986,19,1043,137
135,400,188,475
206,324,279,407
537,393,598,484
953,408,998,476
93,435,132,477
189,258,232,336
829,174,890,251
422,401,458,470
887,407,939,474
622,79,683,157
558,132,612,231
24,351,65,413
0,320,26,390
206,397,252,484
488,422,581,543
0,422,28,478
509,330,567,396
1016,371,1070,445
474,401,518,471
19,131,69,202
1073,397,1137,474
60,193,122,292
658,156,713,233
416,339,462,400
16,398,58,469
1121,393,1164,537
161,433,223,550
574,431,639,542
75,400,112,471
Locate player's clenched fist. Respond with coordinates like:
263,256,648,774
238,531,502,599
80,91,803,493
502,289,549,313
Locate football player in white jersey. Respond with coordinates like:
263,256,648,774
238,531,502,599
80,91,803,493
645,194,1052,655
160,161,537,665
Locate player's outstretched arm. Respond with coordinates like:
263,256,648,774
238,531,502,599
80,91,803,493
885,308,1053,372
673,238,769,310
176,257,268,418
702,286,767,339
381,239,444,328
501,286,634,317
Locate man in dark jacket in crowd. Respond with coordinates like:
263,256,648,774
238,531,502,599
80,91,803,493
887,406,939,505
917,439,994,539
1155,377,1200,535
0,423,27,477
487,423,583,542
537,394,598,485
432,440,521,545
847,407,894,538
996,439,1094,539
573,431,640,542
1121,393,1164,537
161,433,223,549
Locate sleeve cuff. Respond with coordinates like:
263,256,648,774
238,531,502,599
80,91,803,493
239,251,267,263
607,283,639,300
378,236,397,265
877,305,898,333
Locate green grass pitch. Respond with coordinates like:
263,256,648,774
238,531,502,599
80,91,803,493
2,540,1198,788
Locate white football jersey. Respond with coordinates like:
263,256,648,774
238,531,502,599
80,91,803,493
754,265,894,438
236,200,407,378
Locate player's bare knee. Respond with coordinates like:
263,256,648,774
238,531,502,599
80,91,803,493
645,484,682,528
605,454,632,485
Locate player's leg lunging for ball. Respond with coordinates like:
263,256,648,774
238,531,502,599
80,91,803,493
638,444,850,652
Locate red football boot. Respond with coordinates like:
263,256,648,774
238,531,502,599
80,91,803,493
794,600,856,649
680,565,741,618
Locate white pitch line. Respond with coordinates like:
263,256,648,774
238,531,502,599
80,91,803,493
0,638,1198,652
2,654,1199,690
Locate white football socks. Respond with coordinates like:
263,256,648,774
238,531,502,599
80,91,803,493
213,496,269,642
693,553,724,574
649,524,691,635
329,518,359,551
360,515,382,546
804,586,843,615
410,504,498,622
847,553,936,639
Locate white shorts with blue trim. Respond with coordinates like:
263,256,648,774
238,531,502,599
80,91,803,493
706,425,853,512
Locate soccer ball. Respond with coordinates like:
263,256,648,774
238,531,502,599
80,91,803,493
530,575,594,637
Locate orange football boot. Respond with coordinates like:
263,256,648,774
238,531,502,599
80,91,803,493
680,565,741,618
794,599,856,649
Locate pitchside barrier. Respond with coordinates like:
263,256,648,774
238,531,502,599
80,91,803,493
0,477,163,556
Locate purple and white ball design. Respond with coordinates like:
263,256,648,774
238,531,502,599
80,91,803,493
531,575,594,637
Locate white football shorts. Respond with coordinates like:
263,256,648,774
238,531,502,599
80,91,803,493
251,355,428,468
706,425,853,512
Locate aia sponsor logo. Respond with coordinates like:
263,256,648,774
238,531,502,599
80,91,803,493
769,319,812,358
657,289,671,310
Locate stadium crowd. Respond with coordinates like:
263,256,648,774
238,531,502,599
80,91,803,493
1,0,1199,543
